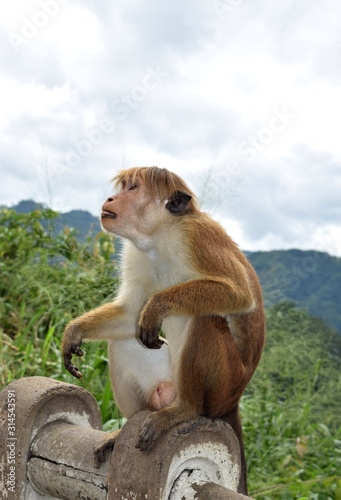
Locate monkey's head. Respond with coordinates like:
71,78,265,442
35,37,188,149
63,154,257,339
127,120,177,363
101,166,197,243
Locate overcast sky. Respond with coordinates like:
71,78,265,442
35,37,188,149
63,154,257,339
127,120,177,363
1,1,341,256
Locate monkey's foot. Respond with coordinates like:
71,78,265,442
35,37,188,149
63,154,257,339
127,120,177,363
136,413,162,452
94,429,120,468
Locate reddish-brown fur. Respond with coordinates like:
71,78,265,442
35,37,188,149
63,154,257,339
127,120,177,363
61,166,265,493
181,316,247,416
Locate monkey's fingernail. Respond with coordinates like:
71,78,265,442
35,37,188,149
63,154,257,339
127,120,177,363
75,348,84,356
152,338,164,349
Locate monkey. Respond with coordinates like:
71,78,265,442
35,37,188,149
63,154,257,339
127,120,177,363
61,166,265,493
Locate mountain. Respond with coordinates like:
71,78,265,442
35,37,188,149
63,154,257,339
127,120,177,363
11,200,101,241
246,249,341,335
5,201,341,335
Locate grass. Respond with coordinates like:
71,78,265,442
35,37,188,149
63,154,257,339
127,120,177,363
241,304,341,499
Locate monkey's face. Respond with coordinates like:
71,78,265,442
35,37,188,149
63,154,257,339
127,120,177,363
101,178,168,243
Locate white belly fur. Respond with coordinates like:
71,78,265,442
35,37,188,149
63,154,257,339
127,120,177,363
108,315,191,417
108,337,171,417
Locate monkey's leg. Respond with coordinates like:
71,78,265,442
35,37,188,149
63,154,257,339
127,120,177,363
136,402,198,452
93,429,120,467
137,316,249,452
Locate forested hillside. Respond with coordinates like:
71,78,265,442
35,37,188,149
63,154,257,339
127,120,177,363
9,199,101,241
247,250,341,334
0,207,340,498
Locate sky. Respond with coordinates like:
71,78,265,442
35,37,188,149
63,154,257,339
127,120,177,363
1,0,341,256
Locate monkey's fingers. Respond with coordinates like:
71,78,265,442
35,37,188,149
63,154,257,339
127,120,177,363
136,415,160,451
154,337,165,348
64,352,83,379
64,356,83,378
65,360,83,379
139,327,165,349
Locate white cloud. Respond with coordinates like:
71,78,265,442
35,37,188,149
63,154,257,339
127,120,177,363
0,76,72,125
0,0,340,256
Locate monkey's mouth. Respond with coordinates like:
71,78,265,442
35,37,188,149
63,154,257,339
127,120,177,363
101,210,118,219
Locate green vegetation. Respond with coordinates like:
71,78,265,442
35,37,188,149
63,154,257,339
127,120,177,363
243,302,341,499
1,208,340,498
247,249,341,334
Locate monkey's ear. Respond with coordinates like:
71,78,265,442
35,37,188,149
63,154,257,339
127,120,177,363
165,191,192,215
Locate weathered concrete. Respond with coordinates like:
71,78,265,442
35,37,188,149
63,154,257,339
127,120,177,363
0,377,255,499
0,376,103,499
109,410,248,499
192,482,255,499
27,421,109,499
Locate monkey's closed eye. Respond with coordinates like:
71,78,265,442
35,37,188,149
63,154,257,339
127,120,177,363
128,184,138,190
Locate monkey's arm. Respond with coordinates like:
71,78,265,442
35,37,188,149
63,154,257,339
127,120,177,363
62,302,135,378
139,275,255,348
62,241,154,377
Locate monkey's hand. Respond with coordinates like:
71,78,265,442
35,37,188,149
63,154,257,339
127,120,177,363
139,323,165,349
139,298,165,349
62,323,84,379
